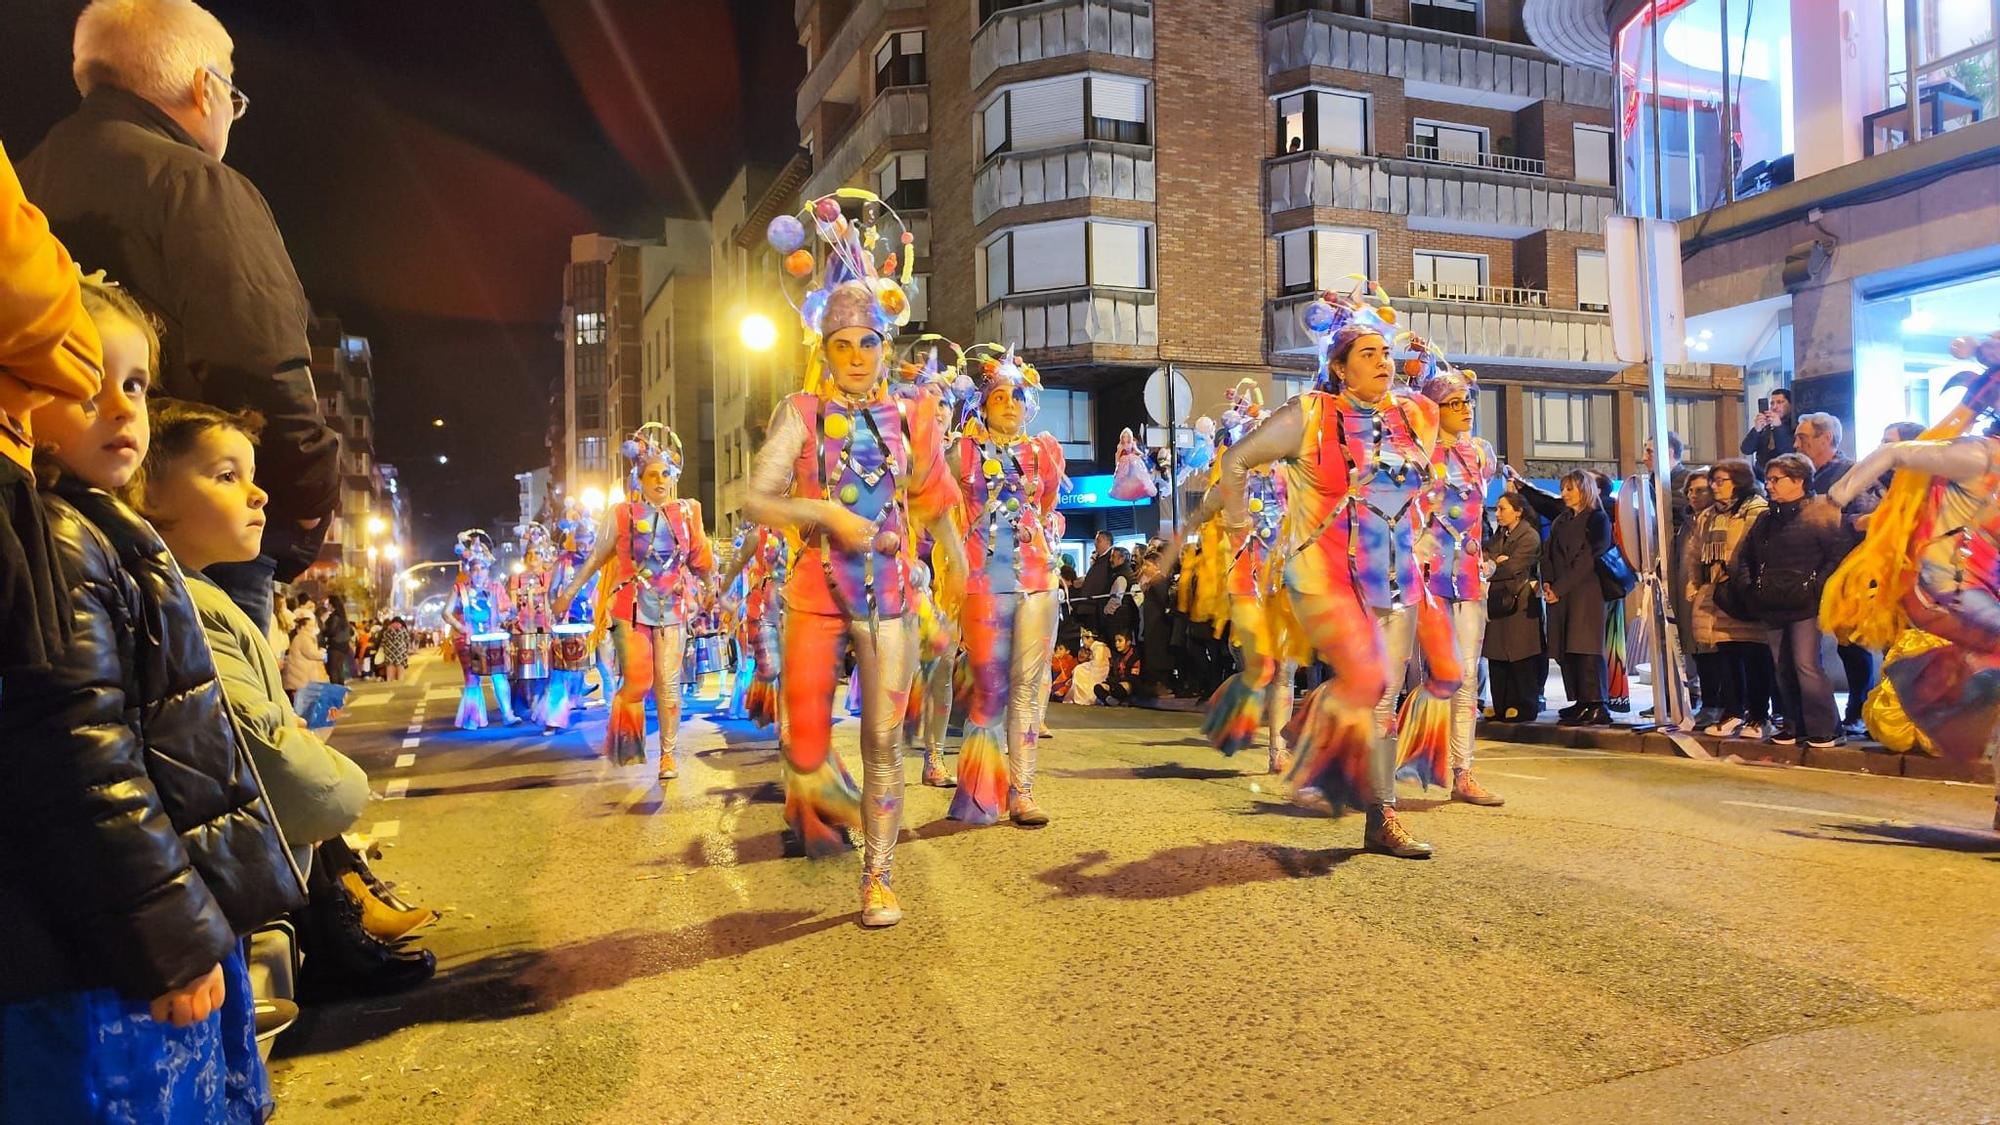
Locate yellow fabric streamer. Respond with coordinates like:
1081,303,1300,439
1861,627,1949,754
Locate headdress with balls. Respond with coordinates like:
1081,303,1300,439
621,422,684,496
766,188,919,399
1297,274,1402,394
955,342,1042,435
455,528,496,572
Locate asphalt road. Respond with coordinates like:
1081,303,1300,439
270,653,2000,1124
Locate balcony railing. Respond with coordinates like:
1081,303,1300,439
976,287,1158,352
1407,281,1548,307
1265,149,1613,235
795,0,925,127
1269,293,1617,369
1404,142,1545,177
973,140,1155,223
1266,10,1613,109
802,88,929,202
972,0,1155,88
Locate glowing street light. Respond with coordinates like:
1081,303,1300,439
383,543,403,562
580,486,607,512
366,515,387,537
437,454,449,465
739,312,778,353
366,545,379,563
432,417,445,427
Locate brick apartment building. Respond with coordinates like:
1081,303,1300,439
790,0,1742,535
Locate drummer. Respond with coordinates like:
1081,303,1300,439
444,528,521,728
511,523,558,728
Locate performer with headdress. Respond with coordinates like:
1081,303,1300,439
1205,282,1461,857
1825,328,2000,830
1184,379,1297,775
1397,353,1505,806
714,522,788,727
895,336,968,788
509,522,557,722
541,497,618,731
556,423,714,779
944,345,1065,825
443,529,519,729
746,190,966,926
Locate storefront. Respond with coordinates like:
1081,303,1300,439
1852,253,2000,452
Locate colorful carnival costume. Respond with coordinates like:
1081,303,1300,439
895,339,967,789
558,424,714,778
1400,360,1504,806
715,523,788,728
1186,380,1297,774
542,497,619,732
1826,329,2000,828
1209,290,1461,858
745,190,966,927
945,346,1065,826
443,529,519,729
509,522,557,721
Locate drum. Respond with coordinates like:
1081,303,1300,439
511,631,551,679
464,632,512,677
550,624,593,672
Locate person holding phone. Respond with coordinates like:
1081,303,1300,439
1740,387,1796,474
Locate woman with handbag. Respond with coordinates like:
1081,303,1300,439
1732,453,1846,747
1689,458,1774,738
1537,470,1616,726
1483,492,1545,721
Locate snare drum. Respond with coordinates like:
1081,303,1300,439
464,632,512,677
550,624,593,672
511,631,551,679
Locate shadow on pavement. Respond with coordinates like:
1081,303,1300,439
276,909,849,1057
703,780,784,807
406,773,612,799
1036,842,1361,900
1786,821,2000,853
1045,762,1247,782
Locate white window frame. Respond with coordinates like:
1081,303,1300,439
1412,249,1489,299
1410,0,1483,34
874,151,928,208
1411,118,1490,165
1529,389,1604,460
1038,386,1096,461
978,219,1155,303
1572,124,1615,186
873,30,927,91
977,74,1154,161
1278,226,1376,295
1575,248,1610,312
1270,86,1372,156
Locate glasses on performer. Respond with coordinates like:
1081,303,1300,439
1440,398,1471,410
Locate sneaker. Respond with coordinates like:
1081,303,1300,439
1768,728,1799,746
1806,736,1846,749
1841,720,1869,739
1739,722,1767,740
921,748,955,788
1363,805,1433,859
1703,717,1745,737
1451,770,1505,807
1008,790,1050,827
860,870,902,928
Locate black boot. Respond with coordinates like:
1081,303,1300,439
320,834,420,914
298,845,435,1001
1557,703,1583,720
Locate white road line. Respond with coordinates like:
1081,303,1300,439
401,737,420,749
369,820,400,839
384,779,409,800
394,753,417,769
406,725,422,735
1722,800,1898,820
1478,754,1639,762
1481,770,1546,781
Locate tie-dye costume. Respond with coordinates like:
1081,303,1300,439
445,530,517,729
948,426,1065,824
541,503,618,731
737,526,787,728
599,495,714,766
1398,429,1496,790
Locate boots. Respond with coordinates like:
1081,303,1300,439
324,835,429,914
1008,788,1050,827
1363,805,1433,859
860,868,902,928
299,845,436,1000
1451,769,1505,807
922,747,955,788
339,871,439,943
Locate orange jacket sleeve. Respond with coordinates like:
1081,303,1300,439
1,141,102,464
902,395,958,527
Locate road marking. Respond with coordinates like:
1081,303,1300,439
406,725,422,735
425,688,458,702
401,737,420,749
384,779,409,800
394,753,417,769
1481,770,1546,781
1722,799,1896,820
369,820,400,840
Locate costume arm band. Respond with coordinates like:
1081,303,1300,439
1835,439,1994,505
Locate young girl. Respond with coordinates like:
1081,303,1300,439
1,279,302,1122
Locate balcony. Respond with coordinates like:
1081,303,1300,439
1407,282,1548,307
1268,292,1618,369
973,140,1155,223
1265,149,1613,236
976,287,1158,352
972,0,1155,89
802,88,929,202
795,0,925,127
1403,142,1544,177
1266,10,1612,110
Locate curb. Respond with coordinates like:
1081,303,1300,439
1479,719,1995,785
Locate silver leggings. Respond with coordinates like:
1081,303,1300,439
963,590,1059,797
1371,606,1418,808
1445,599,1486,772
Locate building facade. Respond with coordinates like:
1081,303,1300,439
790,0,1740,538
1531,0,2000,458
639,219,717,512
306,313,395,603
560,234,667,503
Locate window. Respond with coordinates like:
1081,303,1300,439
1410,0,1480,35
1273,88,1370,156
978,220,1155,303
1412,250,1487,300
1575,249,1610,312
1637,395,1719,464
1038,387,1096,461
875,152,929,210
978,0,1041,22
1272,373,1314,403
574,311,605,346
874,30,927,91
1411,119,1486,165
1476,385,1502,448
908,273,930,326
1573,125,1614,186
1528,390,1612,459
578,436,609,474
1853,264,2000,455
1279,227,1373,294
1274,0,1367,14
979,75,1152,158
1885,0,1999,125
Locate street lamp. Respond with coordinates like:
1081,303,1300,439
383,543,402,562
580,486,606,512
366,515,387,538
739,312,778,353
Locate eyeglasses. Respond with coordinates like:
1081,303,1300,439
206,66,249,120
1439,399,1472,409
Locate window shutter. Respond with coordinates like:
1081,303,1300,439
1008,76,1085,149
1316,91,1367,154
904,151,927,180
1089,222,1148,288
1574,125,1613,185
983,96,1009,157
1313,229,1372,289
1091,77,1148,124
1576,249,1610,309
900,31,924,54
1011,221,1087,292
1281,231,1311,289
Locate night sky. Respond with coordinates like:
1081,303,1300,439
1,0,803,557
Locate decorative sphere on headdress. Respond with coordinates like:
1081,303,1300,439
517,521,557,568
623,422,684,495
766,214,806,255
455,528,495,572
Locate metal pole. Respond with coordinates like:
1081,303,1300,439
1638,224,1689,731
1166,362,1181,530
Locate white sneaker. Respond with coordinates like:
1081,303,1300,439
1703,717,1745,737
1739,722,1766,740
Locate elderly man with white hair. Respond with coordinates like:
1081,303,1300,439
20,0,339,631
1794,410,1884,737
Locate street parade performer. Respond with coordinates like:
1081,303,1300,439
894,336,968,789
557,423,714,779
714,522,788,727
1395,351,1505,807
745,188,967,928
1824,327,2000,830
946,344,1065,826
509,521,557,723
443,529,519,729
1206,285,1461,858
541,497,619,732
1185,379,1297,776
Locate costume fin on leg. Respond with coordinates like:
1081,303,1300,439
456,683,487,729
1395,685,1452,790
606,696,647,765
1201,673,1264,757
783,756,861,856
948,725,1009,823
1282,682,1373,815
